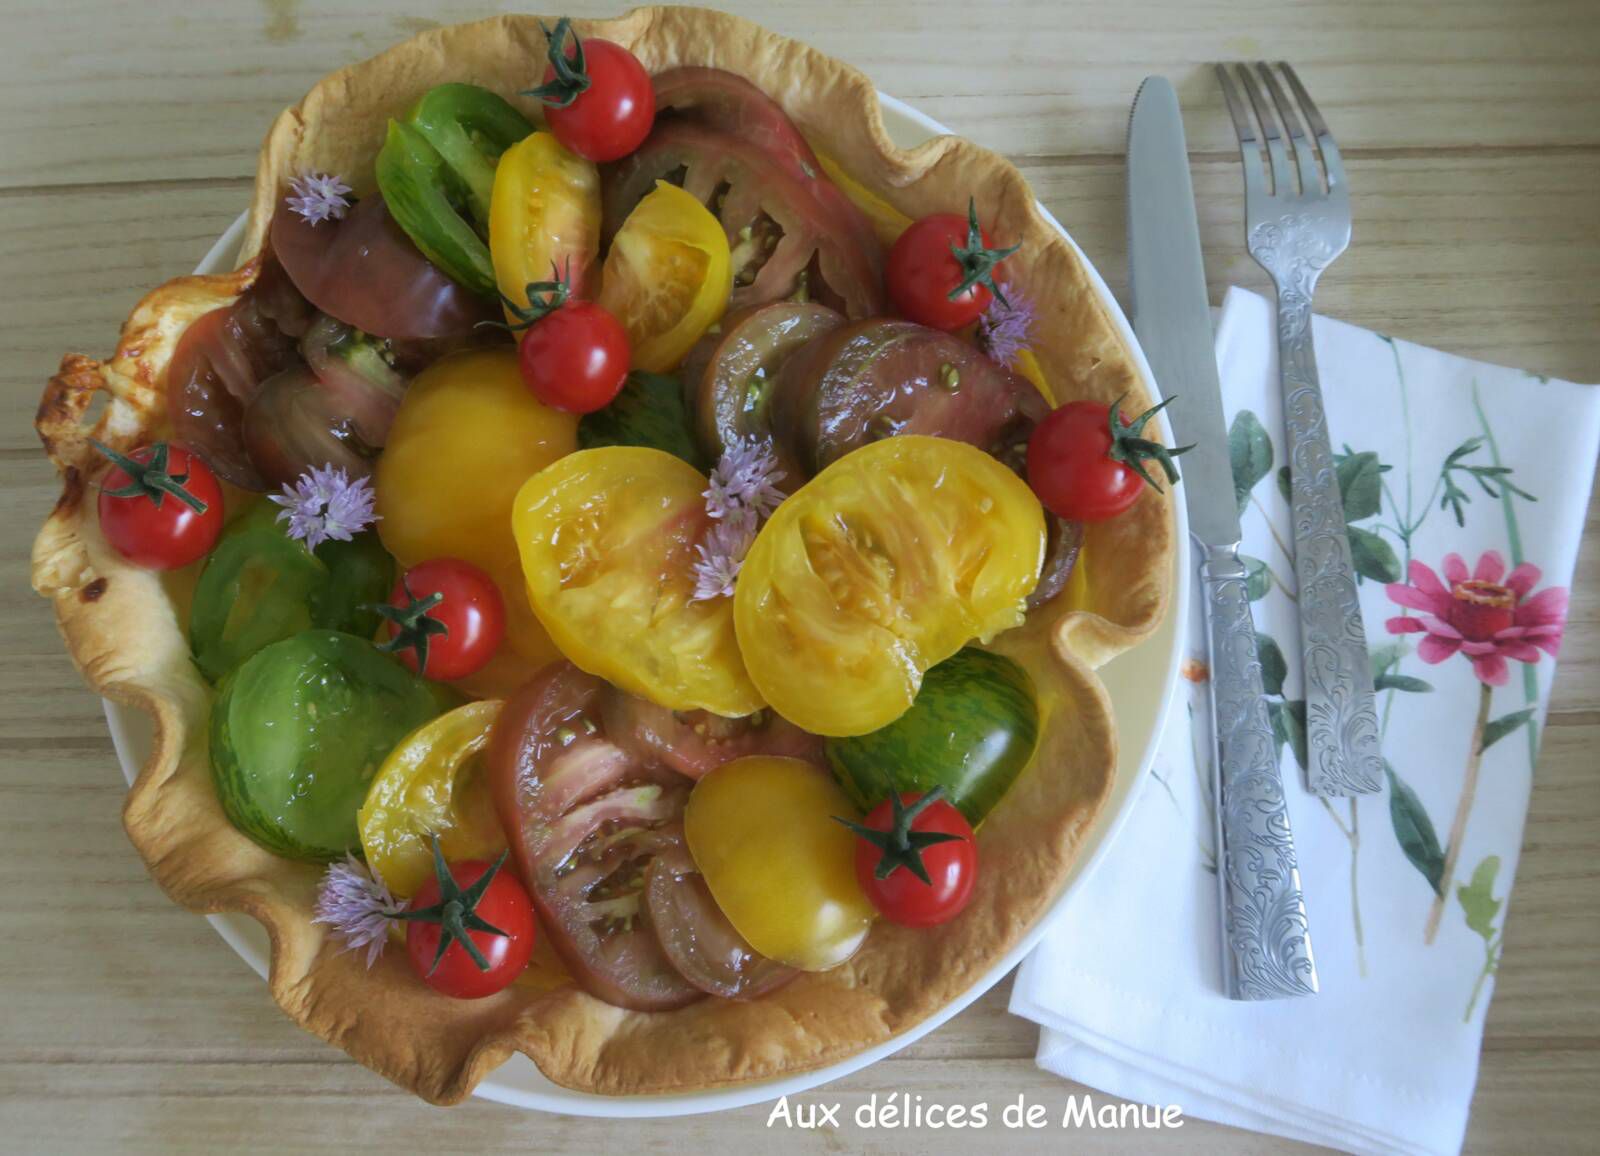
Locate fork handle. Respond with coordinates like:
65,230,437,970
1200,543,1318,1000
1274,283,1384,796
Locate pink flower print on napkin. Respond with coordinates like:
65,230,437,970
1385,550,1566,686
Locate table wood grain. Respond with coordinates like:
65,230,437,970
2,2,1596,1152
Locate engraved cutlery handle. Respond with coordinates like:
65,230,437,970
1200,543,1318,1000
1276,290,1383,795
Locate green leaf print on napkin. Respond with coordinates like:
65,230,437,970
1336,450,1386,522
1374,672,1433,693
1229,410,1273,515
1458,855,1505,1022
1241,554,1271,601
1386,761,1445,896
1481,708,1537,752
1256,631,1287,696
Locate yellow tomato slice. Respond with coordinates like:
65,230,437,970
685,755,873,970
735,435,1045,736
816,151,912,247
490,131,601,315
597,181,731,372
512,446,762,716
376,348,577,670
358,700,506,898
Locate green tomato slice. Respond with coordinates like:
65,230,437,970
188,504,393,683
209,631,456,861
824,647,1039,825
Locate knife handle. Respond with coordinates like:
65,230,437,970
1199,542,1318,1000
1277,304,1384,795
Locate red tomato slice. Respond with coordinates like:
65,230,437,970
599,687,824,780
604,120,884,319
644,843,797,1000
487,662,703,1011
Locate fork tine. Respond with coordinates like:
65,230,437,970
1256,63,1320,196
1280,63,1346,192
1235,65,1292,198
1215,64,1267,200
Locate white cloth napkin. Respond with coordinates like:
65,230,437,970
1010,287,1600,1156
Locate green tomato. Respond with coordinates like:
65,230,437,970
188,504,394,683
577,371,707,470
209,631,457,861
825,647,1039,825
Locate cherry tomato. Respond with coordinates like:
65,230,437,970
885,198,1018,331
845,789,977,928
1025,397,1188,523
378,558,506,681
531,18,655,164
517,300,630,414
403,851,535,999
92,441,223,570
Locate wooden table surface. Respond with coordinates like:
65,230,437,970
2,2,1596,1152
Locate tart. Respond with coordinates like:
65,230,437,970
30,7,1172,1103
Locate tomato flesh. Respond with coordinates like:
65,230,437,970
487,662,702,1010
734,436,1045,736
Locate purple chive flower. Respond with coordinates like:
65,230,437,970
268,464,379,550
312,855,400,968
691,507,759,602
286,171,353,226
975,287,1036,369
703,436,785,521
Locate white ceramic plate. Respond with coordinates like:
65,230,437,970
104,91,1189,1117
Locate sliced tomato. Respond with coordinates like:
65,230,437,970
771,318,1048,476
487,662,702,1011
596,181,730,373
652,67,820,184
680,301,843,472
734,436,1046,736
358,700,506,898
489,131,602,313
644,843,797,999
270,195,495,340
604,120,884,320
512,446,762,717
599,687,823,779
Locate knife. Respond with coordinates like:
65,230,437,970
1126,76,1318,1000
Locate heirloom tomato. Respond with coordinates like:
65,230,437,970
885,199,1018,332
684,755,874,970
528,19,655,164
189,502,393,683
597,181,731,372
401,849,535,999
209,631,454,861
512,447,761,716
844,789,978,928
359,700,506,898
1025,397,1189,523
375,349,577,681
489,130,601,310
734,436,1045,737
93,442,223,570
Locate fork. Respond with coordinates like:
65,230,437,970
1215,63,1382,797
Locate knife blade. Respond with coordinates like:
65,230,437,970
1127,76,1318,999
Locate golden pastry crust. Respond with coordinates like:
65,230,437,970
31,7,1172,1103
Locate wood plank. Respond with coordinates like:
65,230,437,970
2,0,1598,189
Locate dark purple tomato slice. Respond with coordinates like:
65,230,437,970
488,663,704,1012
270,194,496,341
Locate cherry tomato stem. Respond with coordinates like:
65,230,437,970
93,441,224,570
